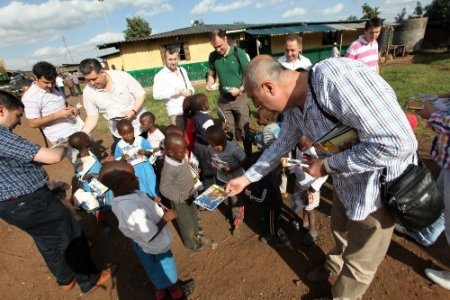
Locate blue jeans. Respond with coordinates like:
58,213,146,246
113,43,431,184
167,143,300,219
395,212,445,247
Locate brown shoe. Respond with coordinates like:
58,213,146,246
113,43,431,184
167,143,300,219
83,264,117,295
306,266,331,282
59,279,76,292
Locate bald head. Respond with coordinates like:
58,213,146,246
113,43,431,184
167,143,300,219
244,55,284,92
244,55,306,112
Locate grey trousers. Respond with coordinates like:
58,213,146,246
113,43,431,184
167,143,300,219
171,200,200,249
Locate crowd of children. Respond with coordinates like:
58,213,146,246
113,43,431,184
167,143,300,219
64,93,374,298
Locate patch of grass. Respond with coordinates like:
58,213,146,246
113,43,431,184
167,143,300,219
381,55,450,137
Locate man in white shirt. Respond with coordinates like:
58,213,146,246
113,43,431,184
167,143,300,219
278,35,312,71
153,47,194,128
22,61,83,146
79,58,146,149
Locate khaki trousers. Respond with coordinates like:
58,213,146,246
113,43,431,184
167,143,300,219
325,192,394,300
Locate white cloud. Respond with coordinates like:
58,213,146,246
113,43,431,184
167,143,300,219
13,31,123,70
380,0,432,21
0,0,170,49
191,0,253,14
137,2,175,17
281,7,307,18
255,0,284,9
322,3,344,15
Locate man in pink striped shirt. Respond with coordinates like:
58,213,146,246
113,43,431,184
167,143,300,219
345,18,383,72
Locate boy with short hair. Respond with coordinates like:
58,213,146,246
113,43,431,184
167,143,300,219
160,133,204,251
99,161,194,300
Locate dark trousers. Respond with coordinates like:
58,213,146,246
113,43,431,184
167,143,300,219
0,187,100,293
171,200,199,249
192,142,216,189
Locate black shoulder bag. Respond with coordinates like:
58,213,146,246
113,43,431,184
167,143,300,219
380,157,443,232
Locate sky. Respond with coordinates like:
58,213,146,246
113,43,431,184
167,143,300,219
0,0,433,70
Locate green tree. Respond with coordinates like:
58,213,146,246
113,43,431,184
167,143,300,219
413,1,424,16
191,19,204,26
395,8,407,22
425,0,450,51
346,15,358,21
123,16,151,41
361,2,380,19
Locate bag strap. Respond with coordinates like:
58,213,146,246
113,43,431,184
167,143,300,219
308,69,339,124
178,66,188,89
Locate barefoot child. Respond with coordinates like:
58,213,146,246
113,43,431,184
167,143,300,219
206,125,247,235
160,133,204,251
99,161,194,300
115,119,158,197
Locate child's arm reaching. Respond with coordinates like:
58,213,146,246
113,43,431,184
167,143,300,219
147,207,177,243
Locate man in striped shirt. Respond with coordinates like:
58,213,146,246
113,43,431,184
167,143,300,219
226,55,417,299
345,18,383,72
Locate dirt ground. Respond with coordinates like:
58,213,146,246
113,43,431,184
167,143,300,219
1,79,450,300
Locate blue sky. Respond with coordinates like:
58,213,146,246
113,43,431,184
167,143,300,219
0,0,432,70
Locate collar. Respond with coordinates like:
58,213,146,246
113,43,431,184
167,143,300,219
358,35,372,45
163,66,180,74
164,155,186,166
31,82,58,94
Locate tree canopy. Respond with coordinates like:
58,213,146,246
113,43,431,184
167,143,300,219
362,2,380,19
395,8,407,22
124,16,152,41
425,0,450,27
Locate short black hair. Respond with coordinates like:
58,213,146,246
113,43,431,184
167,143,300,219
164,132,186,150
68,131,90,150
206,124,227,147
32,61,57,81
140,111,156,123
164,124,184,136
79,58,102,75
0,90,24,110
186,93,208,113
165,46,179,56
116,119,133,132
365,17,383,31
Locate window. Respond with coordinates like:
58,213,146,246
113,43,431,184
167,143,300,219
161,43,191,61
322,31,339,46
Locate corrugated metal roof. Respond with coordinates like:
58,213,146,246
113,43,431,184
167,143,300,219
98,24,252,49
97,21,368,49
246,24,334,36
326,23,360,31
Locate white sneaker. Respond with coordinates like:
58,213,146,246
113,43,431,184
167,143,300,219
425,268,450,290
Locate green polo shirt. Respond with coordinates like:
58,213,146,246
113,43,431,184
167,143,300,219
208,46,249,96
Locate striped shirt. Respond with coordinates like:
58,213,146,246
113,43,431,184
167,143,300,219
345,35,379,71
0,125,48,201
245,58,417,221
428,112,450,169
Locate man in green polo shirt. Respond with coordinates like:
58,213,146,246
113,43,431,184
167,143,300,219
206,29,250,147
